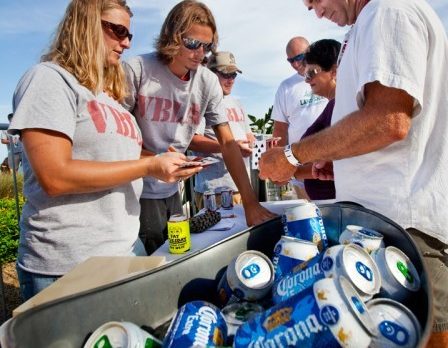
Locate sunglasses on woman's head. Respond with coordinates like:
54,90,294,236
182,37,215,52
101,20,133,41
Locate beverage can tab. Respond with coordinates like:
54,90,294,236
385,247,420,292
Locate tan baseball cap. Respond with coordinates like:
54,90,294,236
207,51,242,74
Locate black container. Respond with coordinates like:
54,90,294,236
2,203,432,347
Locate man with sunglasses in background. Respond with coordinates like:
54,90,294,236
188,51,255,210
271,36,327,199
260,1,448,345
123,0,275,255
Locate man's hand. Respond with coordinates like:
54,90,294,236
259,147,297,182
243,201,277,226
236,140,253,157
149,152,202,183
312,161,334,181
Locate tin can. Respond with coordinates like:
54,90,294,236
272,243,381,304
163,301,227,347
339,225,385,253
283,202,328,251
272,236,319,280
370,246,421,303
84,321,162,348
216,186,233,210
217,250,274,305
222,302,264,338
204,190,218,211
167,214,191,254
234,276,376,348
367,298,421,348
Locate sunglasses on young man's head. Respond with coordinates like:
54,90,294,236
182,37,215,52
304,67,322,81
287,52,306,64
216,71,238,80
101,20,133,41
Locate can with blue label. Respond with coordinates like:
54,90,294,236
370,246,420,303
367,298,421,348
339,225,385,253
272,236,320,280
272,244,381,304
234,276,376,348
162,301,227,348
216,186,234,210
283,202,328,251
217,250,274,306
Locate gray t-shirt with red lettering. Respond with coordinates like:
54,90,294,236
10,62,143,275
123,53,227,199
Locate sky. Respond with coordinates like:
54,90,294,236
0,0,447,162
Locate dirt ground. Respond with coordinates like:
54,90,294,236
1,262,22,323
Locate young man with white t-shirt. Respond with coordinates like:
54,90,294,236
271,36,327,198
123,0,274,254
260,0,448,345
188,51,255,209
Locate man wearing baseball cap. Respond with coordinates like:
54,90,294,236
189,51,255,209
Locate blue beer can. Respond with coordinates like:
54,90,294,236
234,276,376,348
162,301,227,347
283,202,328,251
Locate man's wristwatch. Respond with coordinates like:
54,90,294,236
284,144,302,167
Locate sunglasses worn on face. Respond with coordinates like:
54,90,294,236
217,71,237,80
304,67,322,81
101,20,133,41
182,37,215,52
287,52,306,64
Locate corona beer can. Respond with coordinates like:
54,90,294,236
84,321,162,348
370,246,421,303
217,250,274,306
283,202,328,251
204,190,218,212
339,225,385,253
367,298,421,348
234,276,376,348
167,214,191,254
216,186,234,210
272,236,319,280
163,301,227,347
272,244,381,304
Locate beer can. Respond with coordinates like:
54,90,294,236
221,302,264,338
370,246,421,302
163,301,227,347
167,214,191,254
339,225,385,253
204,190,218,212
283,202,328,251
272,236,319,280
84,321,162,348
234,276,376,348
217,250,274,306
272,243,381,304
367,298,421,348
216,186,233,210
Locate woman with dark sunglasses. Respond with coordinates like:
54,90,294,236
292,39,341,200
123,0,275,255
8,0,200,301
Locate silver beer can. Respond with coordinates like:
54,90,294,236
216,186,233,210
339,225,385,253
203,190,217,211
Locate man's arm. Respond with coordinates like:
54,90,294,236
188,134,222,153
260,82,414,182
272,121,288,147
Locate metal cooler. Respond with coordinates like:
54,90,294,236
2,203,432,347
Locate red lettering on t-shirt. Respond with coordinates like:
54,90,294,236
226,108,244,122
87,100,107,133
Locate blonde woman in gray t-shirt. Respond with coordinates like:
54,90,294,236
9,0,201,301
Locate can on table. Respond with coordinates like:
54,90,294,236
204,190,218,212
84,321,162,348
272,243,381,304
167,214,191,254
283,202,328,251
163,301,227,348
216,186,233,210
367,298,421,348
217,250,274,306
234,276,377,348
222,302,264,338
339,225,385,253
272,236,320,280
370,246,421,303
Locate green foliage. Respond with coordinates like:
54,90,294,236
248,106,274,135
0,172,23,199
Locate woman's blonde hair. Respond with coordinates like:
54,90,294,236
156,0,218,65
41,0,132,102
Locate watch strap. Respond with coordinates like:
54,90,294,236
284,144,302,167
